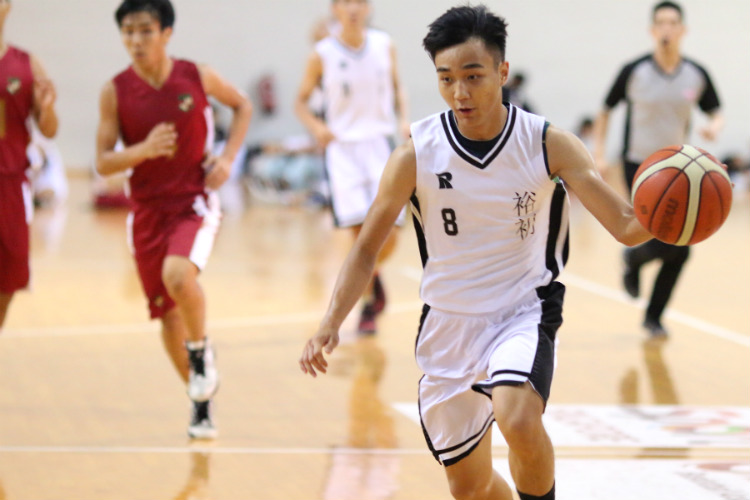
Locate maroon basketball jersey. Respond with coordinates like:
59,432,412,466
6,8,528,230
114,59,210,204
0,46,33,176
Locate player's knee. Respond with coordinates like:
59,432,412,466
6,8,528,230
495,407,542,451
447,472,494,500
162,267,189,297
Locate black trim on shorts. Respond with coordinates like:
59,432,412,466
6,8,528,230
417,375,440,461
440,413,495,467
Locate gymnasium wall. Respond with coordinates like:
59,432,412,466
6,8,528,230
9,0,749,169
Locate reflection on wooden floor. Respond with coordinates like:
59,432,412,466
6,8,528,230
1,177,749,499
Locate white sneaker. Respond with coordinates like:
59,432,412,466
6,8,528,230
187,340,219,402
188,400,218,440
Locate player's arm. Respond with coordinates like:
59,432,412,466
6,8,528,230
198,64,253,189
547,125,651,247
390,44,410,140
29,54,58,139
294,50,334,147
699,110,724,142
591,108,611,171
95,80,177,176
299,140,417,377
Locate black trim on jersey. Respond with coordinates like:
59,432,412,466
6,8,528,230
415,303,431,356
683,56,721,113
544,183,569,280
410,193,429,268
439,103,517,169
542,121,551,176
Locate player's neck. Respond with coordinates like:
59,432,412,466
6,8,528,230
653,48,682,74
454,103,508,141
337,26,366,50
132,55,173,89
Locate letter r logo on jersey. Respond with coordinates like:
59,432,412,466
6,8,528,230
437,172,453,189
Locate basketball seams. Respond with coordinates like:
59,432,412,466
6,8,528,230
632,143,731,246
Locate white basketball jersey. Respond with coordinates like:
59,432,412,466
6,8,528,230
316,29,396,141
410,104,570,314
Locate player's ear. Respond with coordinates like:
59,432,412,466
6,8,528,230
499,61,509,85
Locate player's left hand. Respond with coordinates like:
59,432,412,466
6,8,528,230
299,327,339,378
203,154,231,189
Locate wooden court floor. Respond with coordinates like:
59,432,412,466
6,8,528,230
1,177,748,500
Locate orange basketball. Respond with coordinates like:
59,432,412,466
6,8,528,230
631,144,732,245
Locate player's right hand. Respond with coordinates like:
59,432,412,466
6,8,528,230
143,122,178,159
311,122,336,148
299,327,339,378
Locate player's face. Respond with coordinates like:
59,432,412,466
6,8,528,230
651,7,685,51
332,0,369,31
434,38,509,138
119,11,172,65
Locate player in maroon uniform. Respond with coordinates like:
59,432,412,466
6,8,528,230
0,0,58,331
95,0,252,439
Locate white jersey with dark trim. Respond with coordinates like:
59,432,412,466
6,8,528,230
316,29,396,142
410,104,569,314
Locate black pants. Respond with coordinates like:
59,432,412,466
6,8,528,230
624,161,690,323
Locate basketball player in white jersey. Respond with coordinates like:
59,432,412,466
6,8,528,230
295,0,409,334
301,5,651,500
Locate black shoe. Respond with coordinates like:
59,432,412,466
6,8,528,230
357,303,377,335
372,273,386,315
643,318,668,338
188,400,217,439
623,248,640,298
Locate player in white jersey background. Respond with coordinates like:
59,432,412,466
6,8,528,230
294,0,409,335
300,5,653,500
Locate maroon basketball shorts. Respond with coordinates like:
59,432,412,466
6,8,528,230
0,176,33,293
127,192,220,319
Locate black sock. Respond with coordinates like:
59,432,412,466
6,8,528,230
518,482,554,500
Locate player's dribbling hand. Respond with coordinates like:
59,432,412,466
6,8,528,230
143,122,178,159
203,154,231,190
299,327,339,378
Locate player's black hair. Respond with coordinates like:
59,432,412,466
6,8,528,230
115,0,175,29
422,5,508,63
652,1,683,21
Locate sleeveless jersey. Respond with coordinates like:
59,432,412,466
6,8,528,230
316,29,396,141
114,59,211,204
604,54,720,164
410,104,569,314
0,46,34,176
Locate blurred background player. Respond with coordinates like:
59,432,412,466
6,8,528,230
0,0,58,332
95,0,252,438
593,1,723,337
294,0,410,334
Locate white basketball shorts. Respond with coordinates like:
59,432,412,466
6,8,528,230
325,136,404,228
415,282,565,466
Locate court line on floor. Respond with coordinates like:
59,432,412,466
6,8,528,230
0,445,745,459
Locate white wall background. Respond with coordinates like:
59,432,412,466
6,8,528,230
7,0,749,169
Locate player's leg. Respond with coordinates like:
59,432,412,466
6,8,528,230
162,255,205,343
0,293,13,330
443,429,514,500
160,306,190,383
644,242,690,336
493,383,555,499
